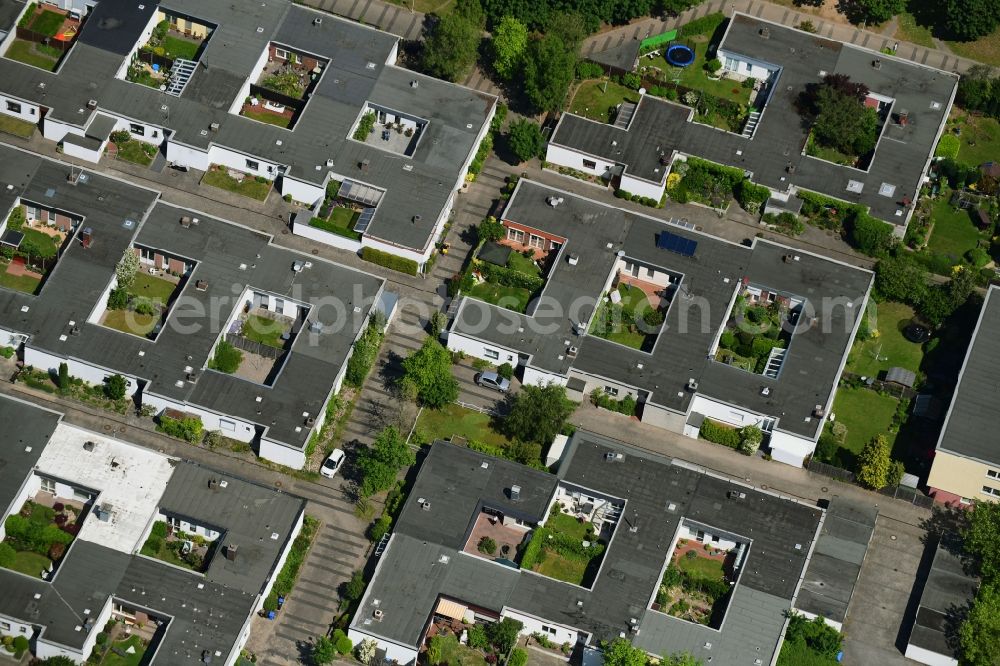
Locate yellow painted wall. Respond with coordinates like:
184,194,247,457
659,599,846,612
928,450,1000,501
153,10,210,39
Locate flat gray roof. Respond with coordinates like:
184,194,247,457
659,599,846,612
0,145,384,449
935,285,1000,465
551,13,958,225
451,180,872,439
0,0,494,252
907,544,977,659
354,432,825,663
0,397,60,517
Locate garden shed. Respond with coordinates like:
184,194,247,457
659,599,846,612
884,367,916,388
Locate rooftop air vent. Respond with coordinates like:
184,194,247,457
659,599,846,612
313,17,322,25
195,280,208,291
292,260,305,272
87,99,97,109
180,216,192,228
373,609,384,621
309,321,322,333
567,253,579,266
360,159,370,172
759,27,770,39
728,490,747,500
872,58,882,70
83,441,95,452
209,122,220,132
510,485,521,500
605,452,624,463
686,378,699,392
813,404,826,418
760,386,771,396
566,345,578,358
410,80,419,88
422,501,431,511
546,196,563,207
898,109,910,126
186,371,199,382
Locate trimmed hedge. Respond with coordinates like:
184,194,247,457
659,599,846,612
476,261,544,291
345,319,385,387
735,180,771,215
263,515,319,612
590,389,637,416
361,246,419,276
156,415,203,443
699,418,741,448
679,13,726,38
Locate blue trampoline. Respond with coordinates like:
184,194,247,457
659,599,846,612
665,43,695,67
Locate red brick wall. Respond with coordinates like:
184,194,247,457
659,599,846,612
928,487,972,508
168,257,184,274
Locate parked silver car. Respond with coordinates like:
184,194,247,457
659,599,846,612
474,370,510,393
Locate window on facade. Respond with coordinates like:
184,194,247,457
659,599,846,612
604,386,619,397
696,530,705,542
645,267,655,279
274,47,288,60
507,228,524,243
140,247,154,262
960,497,973,506
484,349,500,360
73,488,92,502
40,477,56,494
245,159,260,171
6,101,21,114
529,235,545,249
29,108,35,116
988,469,999,480
724,57,736,70
129,123,145,136
744,62,752,73
0,622,8,631
582,159,597,169
982,486,1000,498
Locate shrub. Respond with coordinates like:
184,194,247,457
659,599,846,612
151,521,168,538
0,542,15,568
497,362,514,379
353,112,376,141
104,374,127,400
109,130,131,145
345,319,385,388
208,340,242,374
107,287,128,310
679,12,726,38
735,180,770,215
368,513,392,543
509,648,528,666
705,58,722,74
332,629,353,655
11,636,27,655
157,415,203,443
575,61,604,79
621,72,642,89
0,346,14,359
58,362,69,390
48,541,66,561
360,246,419,276
846,213,894,257
313,636,336,665
478,536,498,554
96,633,108,646
467,623,489,649
699,419,741,448
476,261,544,291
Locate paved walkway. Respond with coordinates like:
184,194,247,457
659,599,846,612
582,0,977,74
299,0,426,40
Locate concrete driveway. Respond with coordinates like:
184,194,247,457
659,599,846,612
452,362,519,414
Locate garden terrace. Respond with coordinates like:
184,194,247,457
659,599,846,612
5,4,81,72
0,497,83,578
519,503,613,588
139,519,218,572
99,248,193,340
0,201,80,295
306,179,375,240
589,262,677,352
465,240,551,314
714,285,803,378
127,9,214,91
244,43,328,129
353,103,428,157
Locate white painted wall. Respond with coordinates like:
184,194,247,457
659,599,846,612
446,331,519,367
112,116,165,146
35,637,86,663
165,141,211,171
0,324,26,348
258,438,306,469
293,218,362,253
0,474,40,542
23,347,139,397
564,370,638,401
690,394,770,430
545,143,618,179
0,94,40,123
523,365,569,388
231,45,271,114
904,643,957,666
362,234,431,267
717,50,776,80
206,144,282,180
254,509,305,610
42,117,84,143
346,630,418,666
141,391,258,443
155,510,222,541
620,172,665,200
613,258,676,289
677,522,738,551
0,612,33,640
501,607,579,647
280,176,324,206
62,139,104,164
768,430,814,468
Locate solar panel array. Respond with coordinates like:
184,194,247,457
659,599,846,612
656,231,698,257
353,207,376,234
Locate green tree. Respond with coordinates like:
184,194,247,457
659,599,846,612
850,0,904,24
356,426,415,497
603,638,646,666
874,254,928,304
509,648,529,666
312,635,337,665
422,9,482,82
485,617,523,653
0,542,15,568
813,87,880,156
502,383,575,446
523,34,576,113
208,340,242,373
664,654,702,666
960,582,1000,666
855,434,891,489
507,119,546,163
739,425,763,455
58,362,69,391
104,374,127,401
478,216,505,243
964,501,1000,581
490,15,528,80
945,0,1000,41
115,248,141,292
401,338,459,408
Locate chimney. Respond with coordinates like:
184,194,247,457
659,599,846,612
898,109,910,126
872,58,882,70
208,478,219,490
312,17,322,25
83,441,95,452
360,159,369,172
86,99,97,110
813,404,826,418
759,27,770,39
510,485,521,501
80,227,93,248
567,253,579,266
225,544,238,561
195,280,208,291
180,216,192,228
209,122,220,132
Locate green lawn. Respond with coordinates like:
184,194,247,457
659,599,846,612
2,549,52,577
0,114,36,138
535,551,589,585
127,68,164,89
139,535,196,571
29,10,66,36
832,387,899,455
893,11,936,49
947,28,1000,67
506,251,541,277
100,635,147,666
847,302,924,378
386,0,454,13
569,80,640,123
414,402,511,448
547,512,590,541
954,113,1000,167
162,34,200,60
131,273,176,304
644,37,752,107
676,553,726,580
433,633,487,666
776,639,839,666
241,313,288,348
926,196,984,262
102,310,158,337
807,136,856,166
242,108,292,128
5,39,59,70
466,280,532,313
308,213,362,240
0,268,41,294
115,140,156,166
589,284,658,350
202,165,271,201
